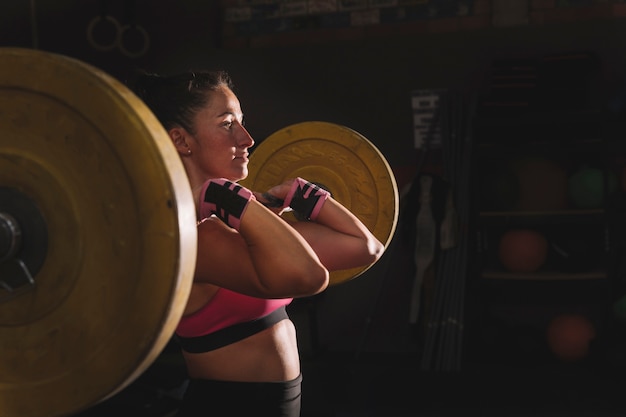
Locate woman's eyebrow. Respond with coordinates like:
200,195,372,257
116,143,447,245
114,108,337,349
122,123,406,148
217,110,244,121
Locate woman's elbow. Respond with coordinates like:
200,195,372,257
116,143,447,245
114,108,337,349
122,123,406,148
291,263,329,297
280,254,329,296
370,237,385,262
360,235,384,265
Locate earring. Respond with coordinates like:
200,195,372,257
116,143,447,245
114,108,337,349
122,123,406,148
187,149,192,155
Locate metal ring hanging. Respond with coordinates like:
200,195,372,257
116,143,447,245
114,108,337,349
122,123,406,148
85,15,150,58
86,15,121,51
118,24,151,58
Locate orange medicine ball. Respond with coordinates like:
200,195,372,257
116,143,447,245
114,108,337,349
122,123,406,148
498,229,548,273
546,314,596,362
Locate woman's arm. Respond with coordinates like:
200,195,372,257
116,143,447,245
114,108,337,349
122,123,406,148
193,181,329,299
289,198,384,271
258,178,385,272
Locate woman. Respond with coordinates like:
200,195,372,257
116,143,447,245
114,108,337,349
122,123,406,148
133,70,384,416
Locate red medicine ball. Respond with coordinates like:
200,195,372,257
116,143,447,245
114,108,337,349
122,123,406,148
546,314,596,362
498,229,548,273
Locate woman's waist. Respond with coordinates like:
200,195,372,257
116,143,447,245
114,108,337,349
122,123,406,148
181,319,300,382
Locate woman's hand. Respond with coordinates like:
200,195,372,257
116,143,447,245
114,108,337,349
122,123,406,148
255,178,330,221
253,178,295,216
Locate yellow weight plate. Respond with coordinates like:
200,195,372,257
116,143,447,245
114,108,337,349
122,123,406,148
0,48,196,417
241,121,399,285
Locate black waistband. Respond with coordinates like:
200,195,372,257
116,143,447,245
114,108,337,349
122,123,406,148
178,373,302,416
175,306,289,353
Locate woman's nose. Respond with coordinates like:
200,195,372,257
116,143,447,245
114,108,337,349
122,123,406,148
237,124,254,148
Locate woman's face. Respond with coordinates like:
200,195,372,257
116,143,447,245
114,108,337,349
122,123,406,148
190,85,254,182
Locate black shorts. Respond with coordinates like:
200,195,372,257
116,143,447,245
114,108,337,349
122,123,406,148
176,374,302,417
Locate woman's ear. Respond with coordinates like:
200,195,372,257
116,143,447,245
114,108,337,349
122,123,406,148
169,127,192,156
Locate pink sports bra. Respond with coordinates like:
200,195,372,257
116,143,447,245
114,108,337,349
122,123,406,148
175,288,293,353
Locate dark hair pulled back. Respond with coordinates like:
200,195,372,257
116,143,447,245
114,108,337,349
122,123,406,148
132,70,234,134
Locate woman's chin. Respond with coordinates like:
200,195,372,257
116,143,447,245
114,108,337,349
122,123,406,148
228,173,247,183
236,170,248,182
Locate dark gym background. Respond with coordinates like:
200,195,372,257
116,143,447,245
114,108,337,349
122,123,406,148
3,1,626,416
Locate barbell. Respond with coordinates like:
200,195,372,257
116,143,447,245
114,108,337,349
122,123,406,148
0,47,398,417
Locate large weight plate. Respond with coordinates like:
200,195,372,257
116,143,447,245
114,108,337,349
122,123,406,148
0,48,197,417
241,121,399,285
